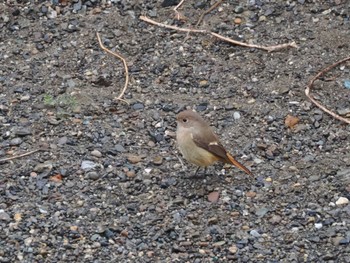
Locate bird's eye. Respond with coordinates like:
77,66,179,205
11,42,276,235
182,118,188,123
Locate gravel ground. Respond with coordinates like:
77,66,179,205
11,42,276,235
1,0,350,262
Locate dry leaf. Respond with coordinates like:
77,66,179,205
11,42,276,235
285,115,299,128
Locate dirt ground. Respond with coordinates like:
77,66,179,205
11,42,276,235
0,0,349,262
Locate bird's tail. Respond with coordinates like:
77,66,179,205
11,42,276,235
226,152,253,176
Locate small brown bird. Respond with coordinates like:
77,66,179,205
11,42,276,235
176,110,252,176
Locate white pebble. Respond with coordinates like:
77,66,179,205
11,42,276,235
336,197,349,206
233,111,241,120
314,223,323,229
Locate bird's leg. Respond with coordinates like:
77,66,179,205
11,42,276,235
204,167,208,175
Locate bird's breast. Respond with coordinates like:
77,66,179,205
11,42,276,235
176,127,219,167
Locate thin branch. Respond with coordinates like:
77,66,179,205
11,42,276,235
139,15,297,52
305,56,350,124
196,0,224,27
96,32,129,104
174,0,186,20
0,149,41,163
140,15,206,33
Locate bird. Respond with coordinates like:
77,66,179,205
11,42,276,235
176,109,252,176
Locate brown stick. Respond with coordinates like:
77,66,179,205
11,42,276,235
174,0,186,20
139,15,297,52
305,56,350,124
196,0,224,27
96,32,129,104
0,149,41,163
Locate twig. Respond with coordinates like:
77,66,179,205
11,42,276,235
96,32,129,104
305,56,350,124
140,16,206,33
139,15,297,52
174,0,186,20
196,0,224,27
0,149,41,163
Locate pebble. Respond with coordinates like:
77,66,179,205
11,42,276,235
228,245,238,254
269,215,282,224
132,103,144,110
0,210,11,221
337,108,350,116
196,103,208,112
246,191,256,198
91,150,102,157
115,144,126,152
255,207,269,217
153,156,163,165
234,6,244,14
86,171,100,180
81,160,97,170
208,191,220,202
126,170,136,178
20,95,30,101
234,17,242,24
127,155,142,164
335,197,349,206
314,223,323,229
233,111,241,120
250,229,261,238
15,128,32,136
213,241,225,247
10,138,23,146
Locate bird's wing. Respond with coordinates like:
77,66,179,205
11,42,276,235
191,128,230,161
192,128,253,176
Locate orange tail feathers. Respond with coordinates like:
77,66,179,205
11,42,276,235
226,152,253,176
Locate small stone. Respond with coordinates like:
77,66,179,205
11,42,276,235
337,108,350,116
91,150,102,157
335,197,349,206
115,144,126,152
234,6,244,14
127,155,142,164
10,138,23,146
333,236,344,246
57,136,68,145
255,207,269,217
196,103,208,112
213,241,225,247
250,229,261,237
20,95,30,101
81,160,97,170
207,217,218,224
146,251,154,257
15,128,32,136
126,170,136,178
208,191,220,202
234,17,242,24
233,111,241,120
241,225,249,230
258,15,267,22
314,223,323,229
86,171,100,180
228,245,238,254
199,249,206,254
0,210,11,221
269,215,282,224
246,191,256,198
153,156,163,165
199,80,208,86
132,103,144,110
